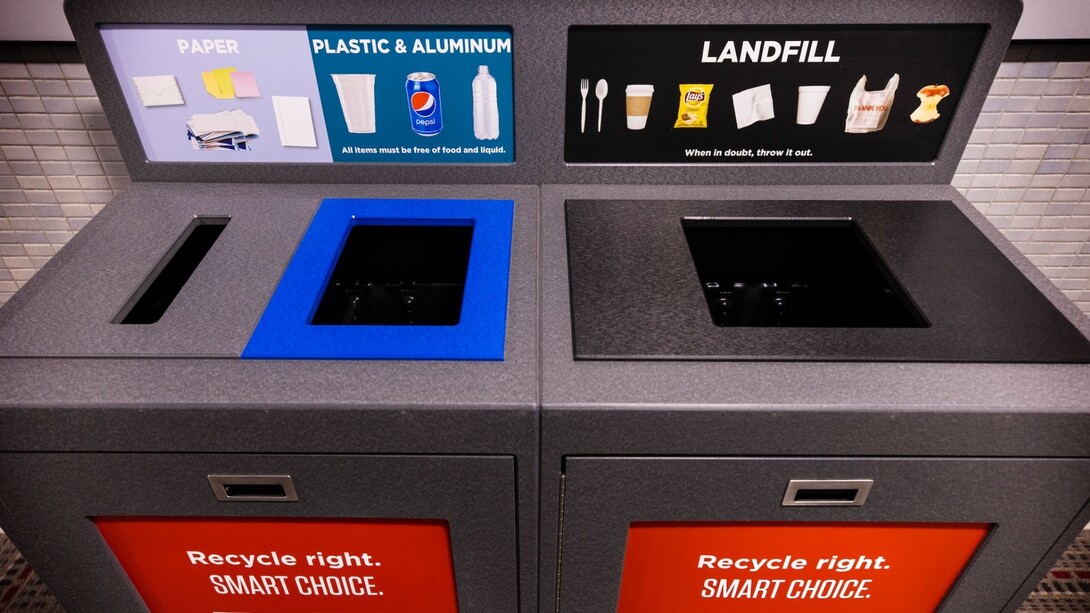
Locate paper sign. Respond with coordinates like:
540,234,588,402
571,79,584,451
94,516,459,613
616,522,989,613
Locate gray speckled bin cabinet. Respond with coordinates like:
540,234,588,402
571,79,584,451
0,182,540,613
540,183,1090,612
0,0,553,610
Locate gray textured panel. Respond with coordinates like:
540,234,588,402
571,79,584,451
0,453,518,613
0,182,538,358
566,198,1090,362
541,184,1090,412
63,0,1021,185
556,457,1090,613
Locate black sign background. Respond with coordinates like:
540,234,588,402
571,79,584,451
564,25,987,164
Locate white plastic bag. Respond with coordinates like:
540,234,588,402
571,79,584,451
845,73,899,133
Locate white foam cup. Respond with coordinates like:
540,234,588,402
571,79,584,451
796,85,830,125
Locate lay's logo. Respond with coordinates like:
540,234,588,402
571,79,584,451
684,89,706,103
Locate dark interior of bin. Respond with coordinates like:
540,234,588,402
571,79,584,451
311,221,474,325
682,218,927,328
115,217,229,325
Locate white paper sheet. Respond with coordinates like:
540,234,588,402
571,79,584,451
272,95,318,148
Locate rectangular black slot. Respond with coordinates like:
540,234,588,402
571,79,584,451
682,218,927,328
223,483,287,498
311,222,474,326
793,488,860,503
115,217,229,324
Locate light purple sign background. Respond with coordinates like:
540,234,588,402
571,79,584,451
101,25,332,163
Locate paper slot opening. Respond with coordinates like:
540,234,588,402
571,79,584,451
114,216,229,325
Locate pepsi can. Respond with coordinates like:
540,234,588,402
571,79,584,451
406,72,443,136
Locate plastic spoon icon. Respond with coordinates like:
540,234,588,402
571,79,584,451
595,79,608,132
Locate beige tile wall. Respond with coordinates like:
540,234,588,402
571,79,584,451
1,42,1089,316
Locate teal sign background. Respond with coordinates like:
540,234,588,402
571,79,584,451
308,27,515,163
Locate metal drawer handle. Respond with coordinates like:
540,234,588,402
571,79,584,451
782,479,873,506
208,475,298,502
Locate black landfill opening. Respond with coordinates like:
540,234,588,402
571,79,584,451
682,218,926,328
312,222,474,325
116,217,229,325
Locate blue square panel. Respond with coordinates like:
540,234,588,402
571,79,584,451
243,198,514,360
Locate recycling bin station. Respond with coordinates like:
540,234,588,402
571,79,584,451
0,1,542,612
1,1,1090,613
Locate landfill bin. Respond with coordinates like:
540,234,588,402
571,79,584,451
537,0,1090,612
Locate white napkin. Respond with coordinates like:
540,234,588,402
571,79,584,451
732,84,775,129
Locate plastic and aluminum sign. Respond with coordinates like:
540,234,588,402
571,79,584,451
94,517,460,613
615,521,989,612
565,25,986,164
100,25,514,164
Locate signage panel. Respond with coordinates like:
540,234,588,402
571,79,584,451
565,25,987,164
100,24,515,164
95,516,460,613
616,521,990,612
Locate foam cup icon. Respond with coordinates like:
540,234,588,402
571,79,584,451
796,85,830,125
332,74,377,134
625,84,654,130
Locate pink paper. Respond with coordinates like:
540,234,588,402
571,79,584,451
229,71,261,98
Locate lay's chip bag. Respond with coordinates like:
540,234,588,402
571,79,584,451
675,84,714,128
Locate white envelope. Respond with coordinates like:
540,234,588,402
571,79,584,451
272,96,318,148
732,84,775,129
132,75,185,107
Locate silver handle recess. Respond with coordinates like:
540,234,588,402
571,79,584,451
207,475,298,502
782,479,873,507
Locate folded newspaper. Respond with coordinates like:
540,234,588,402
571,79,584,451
186,110,259,150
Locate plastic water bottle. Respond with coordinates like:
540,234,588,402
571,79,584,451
472,65,500,140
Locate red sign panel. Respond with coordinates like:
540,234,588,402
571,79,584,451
94,517,459,613
616,522,989,613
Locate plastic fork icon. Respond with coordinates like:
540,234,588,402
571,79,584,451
580,78,589,133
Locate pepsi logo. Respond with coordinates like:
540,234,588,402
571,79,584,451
411,92,437,117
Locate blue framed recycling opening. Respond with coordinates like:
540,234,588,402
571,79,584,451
243,198,514,360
